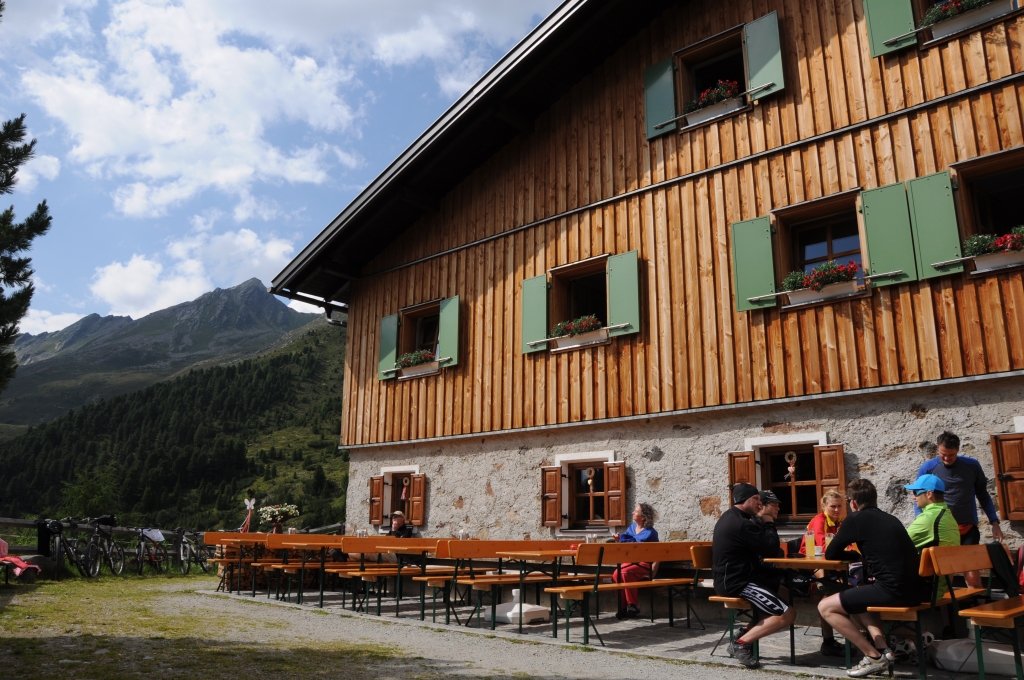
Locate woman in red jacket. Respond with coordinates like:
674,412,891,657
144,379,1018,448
801,489,845,657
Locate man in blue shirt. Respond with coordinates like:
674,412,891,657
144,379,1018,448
915,431,1002,587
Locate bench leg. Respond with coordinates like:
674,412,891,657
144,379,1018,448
914,617,927,680
376,577,383,616
975,623,987,680
710,609,734,658
668,586,674,627
650,586,655,623
420,581,426,621
1012,619,1023,680
551,591,558,639
582,593,604,647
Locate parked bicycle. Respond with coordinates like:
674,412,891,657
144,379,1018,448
84,515,125,577
175,528,210,575
46,517,91,579
129,526,168,575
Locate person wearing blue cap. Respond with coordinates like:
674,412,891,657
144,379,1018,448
905,474,960,597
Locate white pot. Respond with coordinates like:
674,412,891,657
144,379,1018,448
684,97,746,127
972,249,1024,273
551,328,609,351
785,280,861,306
398,361,439,379
929,0,1017,40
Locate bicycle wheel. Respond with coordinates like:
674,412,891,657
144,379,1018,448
51,535,65,577
156,545,169,573
136,541,145,575
69,540,90,578
178,541,190,575
196,545,211,574
109,542,125,576
85,540,102,577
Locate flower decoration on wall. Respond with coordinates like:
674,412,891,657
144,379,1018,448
397,350,435,368
964,227,1024,257
550,314,603,338
920,0,996,27
782,260,861,293
259,503,300,525
684,80,742,114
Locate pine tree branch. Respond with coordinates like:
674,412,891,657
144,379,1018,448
0,114,36,196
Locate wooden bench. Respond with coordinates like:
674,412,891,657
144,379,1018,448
544,541,709,646
203,531,268,593
941,545,1024,680
689,544,761,662
867,545,988,680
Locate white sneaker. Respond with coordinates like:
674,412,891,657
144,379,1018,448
847,654,889,678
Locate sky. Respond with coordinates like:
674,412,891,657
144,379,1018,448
0,0,561,333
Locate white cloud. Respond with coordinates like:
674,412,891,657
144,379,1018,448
19,309,86,334
91,226,295,318
31,275,56,293
233,190,280,223
287,299,323,314
0,0,97,45
16,154,61,193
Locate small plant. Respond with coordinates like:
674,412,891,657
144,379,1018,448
964,228,1024,257
963,233,996,257
684,80,742,114
550,314,603,338
920,0,996,27
783,260,860,293
396,349,435,368
258,503,299,524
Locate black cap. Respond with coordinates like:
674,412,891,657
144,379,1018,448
759,490,781,505
732,483,760,505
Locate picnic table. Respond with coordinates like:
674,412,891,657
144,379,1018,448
212,534,267,595
764,556,851,667
496,549,578,636
280,535,343,608
377,544,435,616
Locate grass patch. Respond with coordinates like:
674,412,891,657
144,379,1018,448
566,645,596,652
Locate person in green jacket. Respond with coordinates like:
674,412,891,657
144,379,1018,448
905,474,960,597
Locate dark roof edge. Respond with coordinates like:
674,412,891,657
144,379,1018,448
270,0,591,295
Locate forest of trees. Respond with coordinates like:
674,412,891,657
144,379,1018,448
0,325,348,531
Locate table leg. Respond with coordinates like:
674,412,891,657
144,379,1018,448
1012,619,1023,680
786,571,795,664
298,552,307,605
519,563,525,634
395,553,404,617
319,548,326,608
490,584,498,631
975,623,986,680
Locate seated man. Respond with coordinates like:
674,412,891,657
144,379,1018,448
712,483,796,669
905,474,960,597
387,511,414,538
819,479,930,678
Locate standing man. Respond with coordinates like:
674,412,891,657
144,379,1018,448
712,483,796,669
915,431,1002,587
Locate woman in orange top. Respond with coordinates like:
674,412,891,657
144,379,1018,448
802,489,845,657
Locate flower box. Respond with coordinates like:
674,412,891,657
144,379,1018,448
786,280,862,306
929,0,1017,40
685,97,746,127
971,249,1024,273
550,328,609,352
398,361,440,379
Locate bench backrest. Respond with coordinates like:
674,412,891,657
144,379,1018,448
928,544,993,576
433,539,453,559
265,533,344,551
691,544,713,570
575,541,710,567
203,531,267,546
447,540,579,560
340,536,440,555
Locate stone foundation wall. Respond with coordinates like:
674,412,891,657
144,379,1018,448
344,376,1024,545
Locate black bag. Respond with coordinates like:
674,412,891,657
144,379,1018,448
985,542,1019,597
36,520,51,557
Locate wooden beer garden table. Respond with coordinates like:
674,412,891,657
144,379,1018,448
220,537,267,596
377,545,436,617
495,550,578,636
280,537,343,608
764,556,852,667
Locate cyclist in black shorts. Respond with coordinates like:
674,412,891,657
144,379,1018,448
819,479,929,678
712,483,797,669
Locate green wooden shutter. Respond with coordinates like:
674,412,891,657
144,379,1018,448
863,0,917,59
743,11,785,102
378,314,399,380
859,183,919,288
907,171,964,280
436,295,459,369
644,58,677,140
521,275,549,354
731,217,777,312
607,250,641,338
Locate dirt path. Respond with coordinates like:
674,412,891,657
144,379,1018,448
0,575,822,679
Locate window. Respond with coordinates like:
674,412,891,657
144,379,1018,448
728,442,846,524
864,0,1022,58
540,452,625,530
793,213,863,274
369,468,426,527
400,302,440,355
377,296,460,380
676,30,745,113
569,463,607,528
991,433,1024,521
953,147,1024,239
521,252,641,355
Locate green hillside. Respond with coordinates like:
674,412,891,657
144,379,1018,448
0,320,348,532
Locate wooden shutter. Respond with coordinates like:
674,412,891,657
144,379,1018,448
605,462,626,527
731,217,777,311
859,184,919,288
644,57,676,140
991,434,1024,521
540,466,563,527
727,451,758,504
815,445,847,519
378,314,399,380
743,11,785,102
369,475,384,525
437,296,460,368
907,171,964,280
521,274,549,354
607,250,641,338
408,474,426,526
863,0,917,58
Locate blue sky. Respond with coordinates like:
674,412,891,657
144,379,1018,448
0,0,560,333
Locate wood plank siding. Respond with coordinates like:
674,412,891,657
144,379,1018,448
342,0,1024,446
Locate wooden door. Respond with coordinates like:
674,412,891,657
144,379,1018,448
991,434,1024,521
408,474,426,526
815,445,847,518
369,475,384,525
541,466,563,527
605,462,625,526
727,450,758,504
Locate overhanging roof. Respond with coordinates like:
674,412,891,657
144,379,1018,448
270,0,677,309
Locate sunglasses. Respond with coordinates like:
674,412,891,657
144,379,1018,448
913,490,928,497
